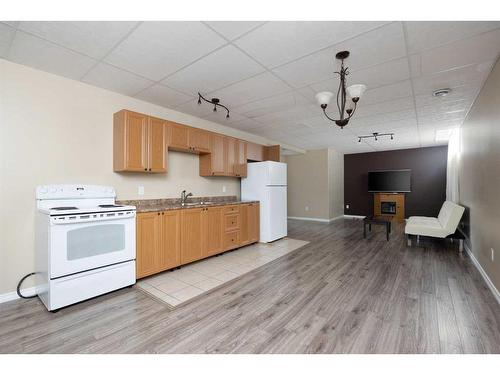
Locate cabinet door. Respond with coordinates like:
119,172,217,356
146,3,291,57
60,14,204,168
189,128,211,153
169,122,190,150
125,111,148,171
204,207,223,256
159,210,181,270
136,212,161,278
239,204,250,246
247,142,264,162
225,137,236,176
211,134,226,175
248,203,260,243
181,208,204,264
235,140,247,177
148,117,167,173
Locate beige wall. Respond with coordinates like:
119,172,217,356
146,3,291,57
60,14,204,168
459,58,500,292
284,148,343,221
328,149,344,219
0,60,286,295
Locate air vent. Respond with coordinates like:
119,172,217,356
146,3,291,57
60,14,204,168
433,88,451,97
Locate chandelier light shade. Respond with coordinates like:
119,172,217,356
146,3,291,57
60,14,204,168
315,50,366,129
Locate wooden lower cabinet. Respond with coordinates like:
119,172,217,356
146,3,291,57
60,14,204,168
240,203,260,245
181,208,204,264
136,210,181,279
136,203,260,279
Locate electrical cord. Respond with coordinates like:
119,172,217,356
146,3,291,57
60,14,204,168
16,272,37,299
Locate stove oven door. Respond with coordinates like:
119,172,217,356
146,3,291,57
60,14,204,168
49,212,136,279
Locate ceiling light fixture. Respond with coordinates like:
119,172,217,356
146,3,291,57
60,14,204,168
433,88,451,97
198,92,230,118
315,51,367,129
358,132,395,143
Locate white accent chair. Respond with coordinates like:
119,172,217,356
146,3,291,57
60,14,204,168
405,201,465,250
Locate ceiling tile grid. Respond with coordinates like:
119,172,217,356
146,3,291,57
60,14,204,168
1,20,499,154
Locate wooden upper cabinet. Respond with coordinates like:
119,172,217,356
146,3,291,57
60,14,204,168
114,110,167,173
188,128,211,153
114,110,148,172
235,140,247,177
169,122,190,151
199,133,226,176
264,145,281,162
181,208,204,264
247,142,264,162
148,117,167,173
225,137,236,176
136,212,161,278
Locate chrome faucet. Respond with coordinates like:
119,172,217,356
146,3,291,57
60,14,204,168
180,190,193,205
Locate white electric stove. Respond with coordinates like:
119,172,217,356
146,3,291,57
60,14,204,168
35,184,136,311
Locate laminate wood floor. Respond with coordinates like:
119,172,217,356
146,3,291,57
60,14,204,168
1,219,499,353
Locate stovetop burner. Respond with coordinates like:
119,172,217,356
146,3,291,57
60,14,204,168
98,204,124,208
52,206,78,210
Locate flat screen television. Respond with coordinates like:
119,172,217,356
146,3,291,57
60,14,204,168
368,169,411,192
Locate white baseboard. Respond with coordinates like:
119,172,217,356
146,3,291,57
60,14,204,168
288,215,344,223
343,214,366,219
0,286,37,304
464,242,500,306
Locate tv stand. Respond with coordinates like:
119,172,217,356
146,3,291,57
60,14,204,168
373,193,405,222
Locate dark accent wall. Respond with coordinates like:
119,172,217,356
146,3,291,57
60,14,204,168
344,146,447,218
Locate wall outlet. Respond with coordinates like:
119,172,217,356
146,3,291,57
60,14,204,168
305,206,309,211
491,248,495,262
346,204,350,210
222,185,227,193
138,186,144,196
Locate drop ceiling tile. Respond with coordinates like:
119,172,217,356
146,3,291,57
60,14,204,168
135,83,194,108
105,22,227,81
354,97,415,118
414,83,482,107
360,80,413,106
235,21,387,68
204,21,265,40
209,72,291,107
0,23,15,57
418,28,500,75
411,60,494,96
8,31,97,80
162,45,264,95
82,62,154,96
228,117,266,131
18,21,139,59
415,99,470,118
409,54,421,77
232,91,309,118
1,21,19,28
272,22,406,88
351,118,418,134
310,57,410,95
404,21,500,54
253,104,318,124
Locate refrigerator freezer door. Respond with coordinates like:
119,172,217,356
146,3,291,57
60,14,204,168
267,162,287,186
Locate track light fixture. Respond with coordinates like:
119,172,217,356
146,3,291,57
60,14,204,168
197,92,230,119
358,132,395,143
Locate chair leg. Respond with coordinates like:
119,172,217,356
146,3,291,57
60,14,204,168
459,239,464,252
407,235,412,247
416,235,420,245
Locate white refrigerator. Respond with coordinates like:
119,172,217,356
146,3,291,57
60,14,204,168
241,161,287,242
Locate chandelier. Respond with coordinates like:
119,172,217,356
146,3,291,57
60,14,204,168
315,51,367,129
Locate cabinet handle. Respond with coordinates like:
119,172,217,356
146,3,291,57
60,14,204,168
144,168,147,171
149,168,152,171
162,212,165,215
157,212,160,216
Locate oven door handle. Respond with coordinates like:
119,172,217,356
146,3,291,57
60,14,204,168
50,211,136,225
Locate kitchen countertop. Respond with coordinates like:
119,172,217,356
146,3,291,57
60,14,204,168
117,196,259,213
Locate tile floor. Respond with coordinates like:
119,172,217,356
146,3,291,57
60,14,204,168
136,238,309,308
